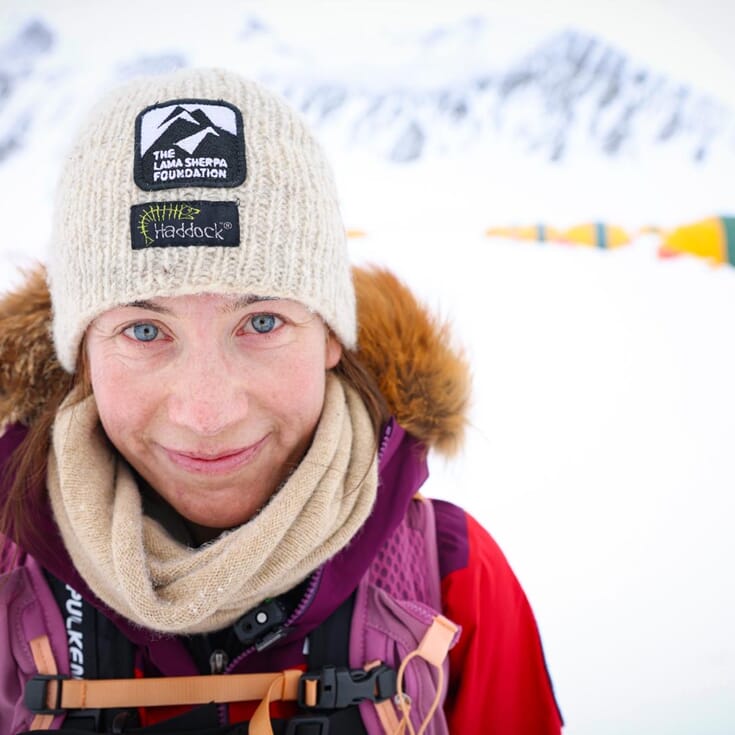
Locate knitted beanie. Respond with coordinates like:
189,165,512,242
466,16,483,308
49,68,355,373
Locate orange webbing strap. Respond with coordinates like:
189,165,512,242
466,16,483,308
393,615,459,735
411,615,457,669
248,669,303,735
362,660,406,735
32,670,303,711
375,695,408,734
28,635,57,731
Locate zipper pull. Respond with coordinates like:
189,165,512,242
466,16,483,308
255,626,291,652
209,649,229,674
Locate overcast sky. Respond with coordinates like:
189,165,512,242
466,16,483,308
3,0,733,108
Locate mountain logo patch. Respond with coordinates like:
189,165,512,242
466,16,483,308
134,99,246,190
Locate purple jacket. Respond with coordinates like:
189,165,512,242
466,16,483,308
0,418,464,732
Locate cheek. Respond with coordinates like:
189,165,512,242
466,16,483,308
268,353,328,432
89,355,156,448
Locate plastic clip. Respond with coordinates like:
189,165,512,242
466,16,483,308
24,674,68,715
299,664,397,709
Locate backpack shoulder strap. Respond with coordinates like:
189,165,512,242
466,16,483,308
44,571,136,681
44,571,139,731
349,496,459,735
306,591,368,734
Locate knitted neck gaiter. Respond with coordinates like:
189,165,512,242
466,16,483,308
47,374,377,634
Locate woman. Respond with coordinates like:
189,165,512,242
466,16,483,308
0,68,562,734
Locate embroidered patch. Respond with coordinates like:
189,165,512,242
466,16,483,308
134,99,246,190
130,201,240,249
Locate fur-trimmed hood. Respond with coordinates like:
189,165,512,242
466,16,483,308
0,265,469,454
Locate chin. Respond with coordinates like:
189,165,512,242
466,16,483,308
170,488,265,529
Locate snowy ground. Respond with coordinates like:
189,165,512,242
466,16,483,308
354,228,735,734
2,2,735,733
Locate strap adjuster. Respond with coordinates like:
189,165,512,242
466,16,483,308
285,715,331,735
25,674,68,715
298,665,396,709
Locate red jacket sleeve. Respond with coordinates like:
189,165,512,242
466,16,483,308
435,502,563,734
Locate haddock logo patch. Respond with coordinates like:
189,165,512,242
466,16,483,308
134,99,246,190
130,201,240,249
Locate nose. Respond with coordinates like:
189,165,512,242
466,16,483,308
166,349,247,436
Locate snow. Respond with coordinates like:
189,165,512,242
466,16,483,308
2,2,735,733
355,229,735,733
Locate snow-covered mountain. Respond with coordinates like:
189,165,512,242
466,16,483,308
284,25,734,164
1,14,733,169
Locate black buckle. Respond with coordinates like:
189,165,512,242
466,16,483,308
284,715,330,735
24,674,68,715
298,665,397,710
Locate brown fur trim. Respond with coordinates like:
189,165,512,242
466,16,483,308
353,266,470,455
0,265,470,453
0,266,67,428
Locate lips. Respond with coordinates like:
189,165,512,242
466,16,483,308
162,435,268,475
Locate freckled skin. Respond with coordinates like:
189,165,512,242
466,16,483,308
86,293,341,543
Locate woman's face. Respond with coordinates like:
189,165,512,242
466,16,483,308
86,293,341,537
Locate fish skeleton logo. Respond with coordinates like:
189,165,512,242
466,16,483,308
134,99,246,191
136,202,201,245
131,201,240,249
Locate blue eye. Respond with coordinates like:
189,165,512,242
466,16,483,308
251,314,277,333
131,323,159,342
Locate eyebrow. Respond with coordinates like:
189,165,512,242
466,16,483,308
125,300,172,314
220,295,279,314
124,295,280,315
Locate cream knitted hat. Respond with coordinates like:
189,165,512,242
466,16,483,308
49,68,355,373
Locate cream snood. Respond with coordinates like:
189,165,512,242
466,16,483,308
47,375,378,635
